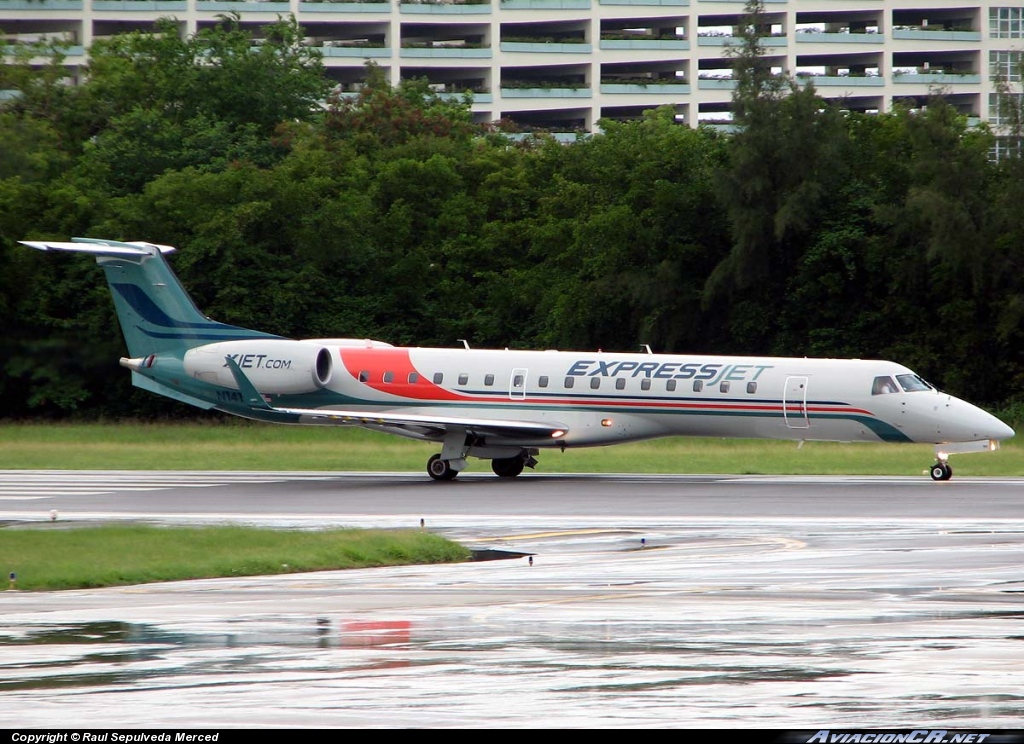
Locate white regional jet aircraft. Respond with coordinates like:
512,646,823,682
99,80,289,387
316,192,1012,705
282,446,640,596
22,237,1014,481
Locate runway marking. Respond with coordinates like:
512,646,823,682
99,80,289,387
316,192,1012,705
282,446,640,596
0,487,167,493
492,528,641,541
0,471,322,503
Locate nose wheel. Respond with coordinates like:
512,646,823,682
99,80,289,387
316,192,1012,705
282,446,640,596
930,462,953,481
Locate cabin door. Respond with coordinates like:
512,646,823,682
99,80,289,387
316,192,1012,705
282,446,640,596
783,376,809,429
509,368,528,400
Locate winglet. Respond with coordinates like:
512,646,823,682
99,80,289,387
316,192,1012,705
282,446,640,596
224,356,273,410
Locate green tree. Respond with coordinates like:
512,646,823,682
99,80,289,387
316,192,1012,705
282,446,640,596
708,0,850,354
324,63,477,154
75,14,329,194
515,107,729,352
83,14,327,133
863,98,1001,399
0,36,91,147
983,151,1024,404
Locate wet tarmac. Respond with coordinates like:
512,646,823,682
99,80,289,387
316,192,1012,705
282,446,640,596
1,471,1023,728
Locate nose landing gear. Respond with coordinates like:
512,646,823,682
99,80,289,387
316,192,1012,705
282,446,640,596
930,461,953,481
928,439,1004,482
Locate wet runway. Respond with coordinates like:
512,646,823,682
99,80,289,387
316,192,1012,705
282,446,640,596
1,470,1024,728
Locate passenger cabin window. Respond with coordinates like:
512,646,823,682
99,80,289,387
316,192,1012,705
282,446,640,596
513,374,524,387
693,380,703,392
747,381,757,394
615,378,626,390
458,373,469,385
872,376,899,395
641,379,651,391
590,377,600,390
720,381,730,393
358,371,369,383
408,372,419,384
666,380,677,392
896,374,934,392
383,371,394,383
484,374,494,386
433,372,443,385
565,377,575,389
539,376,549,388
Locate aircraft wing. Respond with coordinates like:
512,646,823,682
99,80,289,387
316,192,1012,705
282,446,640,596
269,404,568,440
220,355,568,440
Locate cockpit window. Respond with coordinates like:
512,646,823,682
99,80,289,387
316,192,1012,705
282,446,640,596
872,376,899,395
896,374,934,392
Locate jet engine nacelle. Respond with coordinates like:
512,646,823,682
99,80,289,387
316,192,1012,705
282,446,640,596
183,340,333,394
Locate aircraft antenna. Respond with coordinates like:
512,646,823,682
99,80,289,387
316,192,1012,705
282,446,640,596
458,339,470,350
641,344,653,355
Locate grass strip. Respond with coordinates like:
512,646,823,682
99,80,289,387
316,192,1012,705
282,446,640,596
0,421,1019,476
0,524,472,591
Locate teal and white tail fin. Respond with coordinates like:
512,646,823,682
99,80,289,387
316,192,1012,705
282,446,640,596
20,237,278,357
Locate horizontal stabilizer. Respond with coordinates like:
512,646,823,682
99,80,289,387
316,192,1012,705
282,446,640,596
19,237,176,256
131,372,215,410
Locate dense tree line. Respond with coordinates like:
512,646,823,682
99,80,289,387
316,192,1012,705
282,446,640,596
2,9,1023,421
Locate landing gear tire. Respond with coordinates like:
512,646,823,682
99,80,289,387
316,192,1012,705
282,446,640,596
491,457,525,478
427,454,458,481
930,462,953,481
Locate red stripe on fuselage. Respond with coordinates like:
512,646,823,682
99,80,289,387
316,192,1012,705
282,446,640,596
518,398,873,416
338,348,468,401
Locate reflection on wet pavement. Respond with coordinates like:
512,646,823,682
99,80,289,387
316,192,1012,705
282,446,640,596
1,514,1024,727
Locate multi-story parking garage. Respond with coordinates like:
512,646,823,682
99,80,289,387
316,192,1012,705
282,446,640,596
0,1,1019,132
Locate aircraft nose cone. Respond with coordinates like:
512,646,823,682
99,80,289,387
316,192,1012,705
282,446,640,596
974,404,1015,441
994,419,1015,441
946,398,1016,443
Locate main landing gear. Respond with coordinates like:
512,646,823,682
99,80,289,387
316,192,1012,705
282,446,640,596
491,456,525,478
427,454,458,481
930,461,953,481
426,451,536,480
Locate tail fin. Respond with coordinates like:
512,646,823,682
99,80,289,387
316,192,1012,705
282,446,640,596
20,237,279,357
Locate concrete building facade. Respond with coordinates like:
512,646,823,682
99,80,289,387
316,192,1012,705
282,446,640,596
0,0,1020,132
